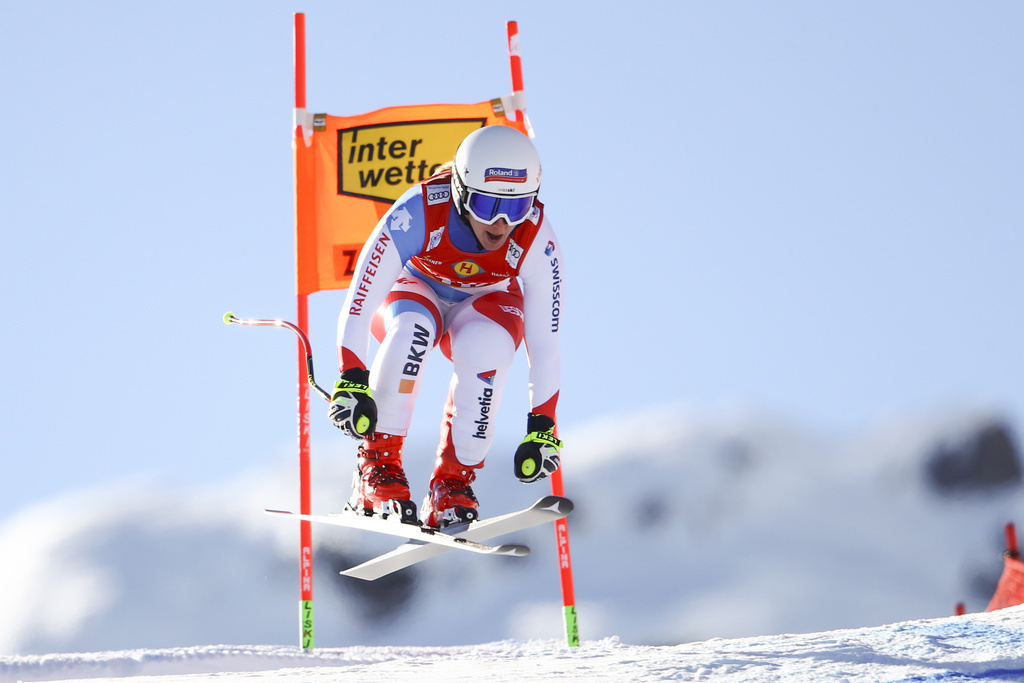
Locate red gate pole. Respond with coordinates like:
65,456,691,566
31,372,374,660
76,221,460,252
506,21,579,647
293,12,315,652
506,21,525,121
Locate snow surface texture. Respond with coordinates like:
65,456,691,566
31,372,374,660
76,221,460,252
3,607,1024,682
0,405,1021,660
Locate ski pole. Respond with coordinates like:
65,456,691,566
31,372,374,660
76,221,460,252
223,311,331,402
225,307,322,650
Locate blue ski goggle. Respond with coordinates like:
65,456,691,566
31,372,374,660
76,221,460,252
464,190,537,226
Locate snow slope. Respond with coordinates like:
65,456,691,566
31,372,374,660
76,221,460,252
0,405,1021,658
4,606,1024,682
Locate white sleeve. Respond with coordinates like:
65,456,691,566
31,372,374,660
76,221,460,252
336,219,406,372
518,215,563,419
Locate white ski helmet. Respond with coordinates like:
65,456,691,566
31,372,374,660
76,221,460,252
451,126,541,226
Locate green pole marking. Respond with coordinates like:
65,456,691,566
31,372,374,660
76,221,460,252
301,600,314,650
564,605,580,647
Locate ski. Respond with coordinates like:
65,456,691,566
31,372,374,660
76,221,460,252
340,495,573,581
263,508,530,557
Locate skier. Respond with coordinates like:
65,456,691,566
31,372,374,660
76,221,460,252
328,125,564,528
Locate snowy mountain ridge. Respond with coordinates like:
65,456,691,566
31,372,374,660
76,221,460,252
0,403,1021,657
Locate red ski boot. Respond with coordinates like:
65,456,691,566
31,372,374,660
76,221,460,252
421,453,481,528
348,433,417,523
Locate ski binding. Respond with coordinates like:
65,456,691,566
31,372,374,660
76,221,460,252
343,495,573,580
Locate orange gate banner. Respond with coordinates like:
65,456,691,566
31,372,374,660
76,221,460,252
295,99,528,296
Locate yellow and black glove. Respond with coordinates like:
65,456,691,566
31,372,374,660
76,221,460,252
328,368,377,440
514,413,562,483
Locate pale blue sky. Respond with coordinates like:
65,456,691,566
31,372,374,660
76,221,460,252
1,1,1022,520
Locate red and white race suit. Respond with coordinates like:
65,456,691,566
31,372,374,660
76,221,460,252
337,171,563,467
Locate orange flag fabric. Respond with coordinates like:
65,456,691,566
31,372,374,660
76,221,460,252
295,99,528,296
986,553,1024,611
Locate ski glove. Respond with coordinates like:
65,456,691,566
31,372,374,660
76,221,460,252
329,368,377,440
514,413,562,483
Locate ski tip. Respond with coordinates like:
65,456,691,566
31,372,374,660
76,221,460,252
496,544,530,557
535,496,574,517
264,508,295,516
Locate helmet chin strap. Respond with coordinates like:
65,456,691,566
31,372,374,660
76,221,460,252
451,170,486,250
460,205,486,250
